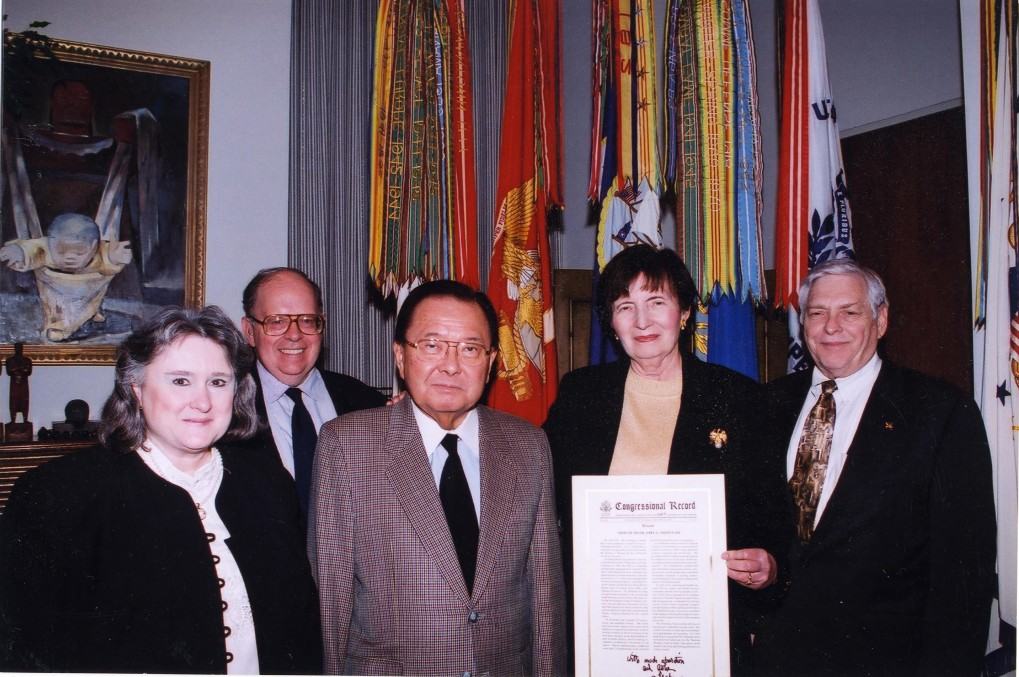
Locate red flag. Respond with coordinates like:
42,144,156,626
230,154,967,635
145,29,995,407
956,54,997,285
486,0,560,426
774,0,854,373
774,0,811,309
774,0,853,312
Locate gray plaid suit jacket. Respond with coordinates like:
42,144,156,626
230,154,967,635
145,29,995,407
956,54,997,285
309,398,567,676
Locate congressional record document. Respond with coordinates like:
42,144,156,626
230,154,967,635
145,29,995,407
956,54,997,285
572,474,730,677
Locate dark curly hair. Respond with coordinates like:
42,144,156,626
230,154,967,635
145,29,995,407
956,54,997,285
99,306,260,452
596,245,699,342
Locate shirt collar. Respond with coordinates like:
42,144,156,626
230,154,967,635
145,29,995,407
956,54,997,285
410,400,480,459
138,437,221,487
256,361,323,403
810,352,882,394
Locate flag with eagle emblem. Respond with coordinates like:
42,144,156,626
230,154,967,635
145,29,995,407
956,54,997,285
486,0,561,425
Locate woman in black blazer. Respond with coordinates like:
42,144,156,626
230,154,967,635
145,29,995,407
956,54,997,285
544,245,790,674
0,306,322,674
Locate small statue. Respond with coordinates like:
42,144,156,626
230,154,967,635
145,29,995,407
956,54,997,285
4,342,34,442
65,399,89,427
6,342,32,424
50,398,100,441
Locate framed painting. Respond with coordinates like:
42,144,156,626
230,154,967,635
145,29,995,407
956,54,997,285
0,36,208,364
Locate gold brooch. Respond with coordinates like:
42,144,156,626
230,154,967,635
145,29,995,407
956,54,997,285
883,421,894,431
709,428,728,449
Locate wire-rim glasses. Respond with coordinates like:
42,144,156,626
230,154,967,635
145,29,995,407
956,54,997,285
405,338,493,363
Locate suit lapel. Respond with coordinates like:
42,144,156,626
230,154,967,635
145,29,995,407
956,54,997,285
808,364,909,549
320,371,346,415
244,370,286,469
472,406,517,602
585,361,629,474
252,369,269,420
249,369,269,436
768,371,813,561
774,371,812,446
668,357,719,474
385,399,473,603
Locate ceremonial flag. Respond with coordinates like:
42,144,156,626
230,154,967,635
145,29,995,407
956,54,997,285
773,0,853,372
368,0,479,298
486,0,561,426
705,289,758,380
662,0,765,378
973,0,1018,634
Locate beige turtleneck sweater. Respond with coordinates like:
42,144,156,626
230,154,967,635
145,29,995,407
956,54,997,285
608,367,683,475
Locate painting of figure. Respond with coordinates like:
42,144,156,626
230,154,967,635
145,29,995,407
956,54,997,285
0,37,208,362
1,213,132,341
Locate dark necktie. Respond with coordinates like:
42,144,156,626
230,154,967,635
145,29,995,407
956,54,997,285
285,387,317,518
789,380,838,542
439,433,479,594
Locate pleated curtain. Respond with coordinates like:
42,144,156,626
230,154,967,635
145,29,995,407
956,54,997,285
290,0,533,389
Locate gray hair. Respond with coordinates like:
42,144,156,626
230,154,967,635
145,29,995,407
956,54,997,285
798,259,888,321
100,306,260,452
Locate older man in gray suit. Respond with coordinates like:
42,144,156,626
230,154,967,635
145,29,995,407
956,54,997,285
309,280,566,676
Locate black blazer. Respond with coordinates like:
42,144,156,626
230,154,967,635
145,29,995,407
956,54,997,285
752,362,997,677
0,444,322,674
240,367,386,471
544,356,791,671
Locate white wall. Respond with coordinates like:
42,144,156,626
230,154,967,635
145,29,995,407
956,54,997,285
818,0,963,135
2,0,291,430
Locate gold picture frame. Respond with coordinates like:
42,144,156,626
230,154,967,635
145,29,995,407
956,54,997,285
0,36,209,364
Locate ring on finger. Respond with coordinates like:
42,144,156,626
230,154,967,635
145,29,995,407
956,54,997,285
746,571,754,585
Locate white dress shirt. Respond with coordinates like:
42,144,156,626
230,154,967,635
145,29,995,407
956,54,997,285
411,402,482,520
136,440,259,674
257,362,338,477
785,353,883,524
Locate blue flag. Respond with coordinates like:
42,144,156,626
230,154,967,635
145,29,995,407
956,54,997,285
705,287,759,381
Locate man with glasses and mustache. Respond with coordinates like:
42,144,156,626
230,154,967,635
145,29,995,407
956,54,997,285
310,280,566,676
240,267,384,518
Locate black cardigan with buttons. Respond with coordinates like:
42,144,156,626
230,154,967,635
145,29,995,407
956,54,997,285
0,442,322,674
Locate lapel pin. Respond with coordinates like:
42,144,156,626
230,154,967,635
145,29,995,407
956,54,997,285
883,421,894,431
709,428,728,449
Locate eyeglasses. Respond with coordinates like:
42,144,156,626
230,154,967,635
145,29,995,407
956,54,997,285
405,339,493,363
246,314,325,336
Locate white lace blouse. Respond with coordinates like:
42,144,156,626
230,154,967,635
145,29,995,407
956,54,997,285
136,440,260,674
